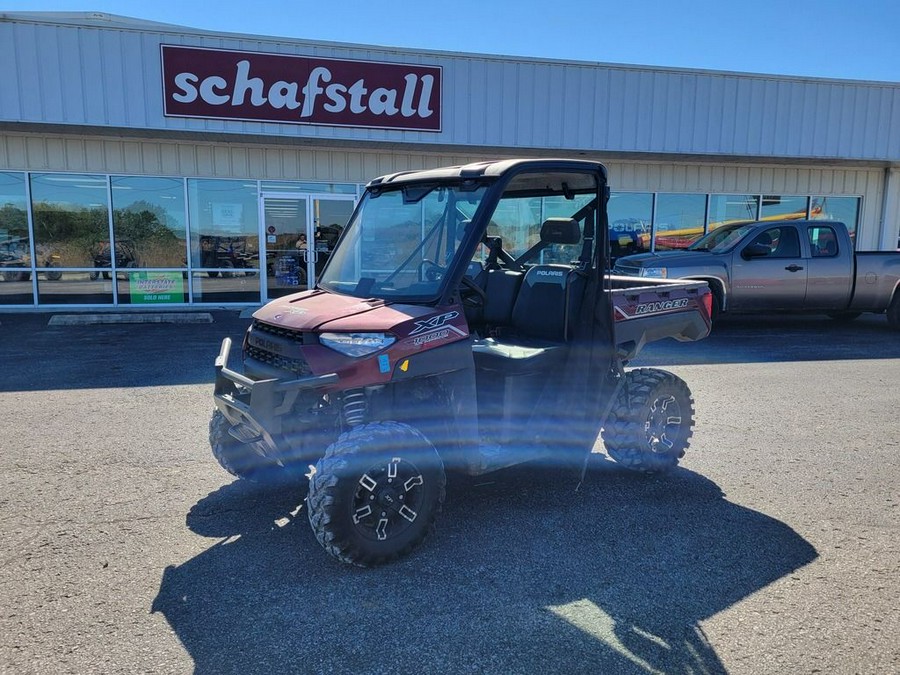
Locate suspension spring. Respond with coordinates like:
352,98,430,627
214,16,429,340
341,389,367,427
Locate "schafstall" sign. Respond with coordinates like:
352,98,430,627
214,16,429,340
160,45,442,131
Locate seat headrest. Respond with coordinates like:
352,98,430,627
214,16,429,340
540,218,581,245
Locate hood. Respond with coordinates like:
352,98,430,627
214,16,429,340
615,249,716,268
252,289,435,332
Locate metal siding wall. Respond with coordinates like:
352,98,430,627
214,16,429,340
3,19,900,161
878,168,900,250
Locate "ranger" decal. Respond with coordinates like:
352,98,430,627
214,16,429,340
634,298,690,315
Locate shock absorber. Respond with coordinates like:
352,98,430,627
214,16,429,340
341,389,367,427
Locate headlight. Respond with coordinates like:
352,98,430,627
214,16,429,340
319,332,396,357
639,267,668,278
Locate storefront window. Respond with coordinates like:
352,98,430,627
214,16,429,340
654,193,706,251
761,195,809,221
37,273,113,305
188,179,260,286
0,172,32,303
30,173,110,268
708,194,759,232
608,192,652,259
111,176,187,269
811,196,860,246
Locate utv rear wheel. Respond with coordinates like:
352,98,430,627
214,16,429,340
307,421,446,567
602,368,695,472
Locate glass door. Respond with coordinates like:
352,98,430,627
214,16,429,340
310,196,356,283
261,194,310,301
260,193,357,303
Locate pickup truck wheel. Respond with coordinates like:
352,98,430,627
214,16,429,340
208,409,286,482
887,294,900,330
826,311,861,322
711,289,722,322
602,368,694,473
307,421,445,567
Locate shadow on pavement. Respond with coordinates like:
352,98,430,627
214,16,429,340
152,460,817,674
634,312,900,367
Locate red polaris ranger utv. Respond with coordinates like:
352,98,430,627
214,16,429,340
211,159,712,566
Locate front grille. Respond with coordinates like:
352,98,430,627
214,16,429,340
245,345,312,377
252,320,306,343
246,321,312,376
613,262,641,276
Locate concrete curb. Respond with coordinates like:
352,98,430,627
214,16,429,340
48,313,214,326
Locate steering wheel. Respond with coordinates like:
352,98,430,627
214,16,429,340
459,275,487,308
418,259,446,282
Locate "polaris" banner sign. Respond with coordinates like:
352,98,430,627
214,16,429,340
160,45,442,132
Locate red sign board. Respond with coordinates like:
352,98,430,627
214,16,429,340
160,45,442,132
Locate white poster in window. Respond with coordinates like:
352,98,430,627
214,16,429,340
213,203,243,233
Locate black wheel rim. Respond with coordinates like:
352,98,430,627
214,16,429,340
644,394,683,454
350,458,426,542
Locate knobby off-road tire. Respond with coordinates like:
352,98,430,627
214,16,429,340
208,409,283,482
307,421,446,567
602,368,695,473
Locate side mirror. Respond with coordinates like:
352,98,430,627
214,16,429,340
742,243,770,260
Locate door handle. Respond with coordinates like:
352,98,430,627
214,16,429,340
785,264,804,272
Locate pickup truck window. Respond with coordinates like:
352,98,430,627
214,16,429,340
808,226,839,257
748,227,801,258
689,222,757,253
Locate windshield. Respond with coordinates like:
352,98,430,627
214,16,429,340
687,222,757,253
318,182,489,300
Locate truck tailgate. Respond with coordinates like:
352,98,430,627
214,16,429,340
609,275,712,360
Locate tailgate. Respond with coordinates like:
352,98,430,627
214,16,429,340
608,275,712,360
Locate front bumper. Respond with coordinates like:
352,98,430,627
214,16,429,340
213,337,339,446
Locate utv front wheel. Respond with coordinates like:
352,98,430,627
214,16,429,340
307,421,446,567
602,368,695,472
208,409,281,481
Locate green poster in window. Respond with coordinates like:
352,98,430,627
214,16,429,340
129,271,185,304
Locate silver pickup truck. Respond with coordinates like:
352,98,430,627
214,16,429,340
613,219,900,328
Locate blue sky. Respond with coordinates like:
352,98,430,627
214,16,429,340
4,0,899,82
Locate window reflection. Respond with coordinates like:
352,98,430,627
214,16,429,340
708,195,759,232
608,192,652,259
30,173,109,268
811,196,860,246
188,179,260,276
36,273,113,305
191,272,260,304
654,193,706,251
111,176,187,268
0,172,30,283
761,195,809,221
0,276,32,304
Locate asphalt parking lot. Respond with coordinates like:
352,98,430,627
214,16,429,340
1,310,898,674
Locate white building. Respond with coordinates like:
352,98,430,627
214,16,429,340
1,11,898,309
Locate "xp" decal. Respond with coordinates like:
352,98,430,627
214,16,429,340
409,311,460,336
